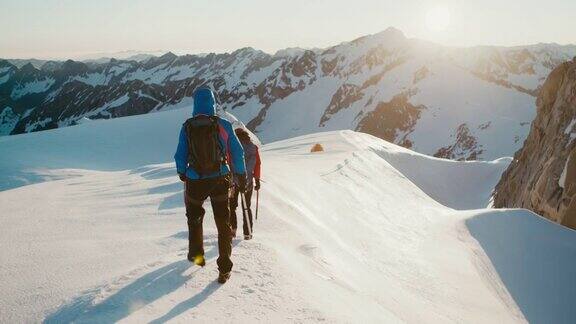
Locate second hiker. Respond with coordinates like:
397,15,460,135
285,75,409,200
229,128,261,240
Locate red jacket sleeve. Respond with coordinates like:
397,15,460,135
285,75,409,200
254,148,261,179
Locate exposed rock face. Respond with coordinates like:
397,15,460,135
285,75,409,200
319,84,363,126
356,92,423,148
494,59,576,228
434,123,484,161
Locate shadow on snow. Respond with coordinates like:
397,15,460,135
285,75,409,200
148,281,221,324
466,209,576,324
44,260,196,324
43,238,235,323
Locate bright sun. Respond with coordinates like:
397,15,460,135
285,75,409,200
425,7,451,32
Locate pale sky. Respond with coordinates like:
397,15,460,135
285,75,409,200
1,0,575,60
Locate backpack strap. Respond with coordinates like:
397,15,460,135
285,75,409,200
211,116,228,166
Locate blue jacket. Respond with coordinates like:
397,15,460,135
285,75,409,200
174,88,246,179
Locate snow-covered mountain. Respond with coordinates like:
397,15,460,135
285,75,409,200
1,104,575,323
76,50,167,63
2,28,575,160
5,52,163,69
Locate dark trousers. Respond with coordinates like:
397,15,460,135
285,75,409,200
184,175,233,273
229,187,253,236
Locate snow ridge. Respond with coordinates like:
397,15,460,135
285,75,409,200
1,106,575,323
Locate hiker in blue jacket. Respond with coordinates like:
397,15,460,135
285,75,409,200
174,87,246,284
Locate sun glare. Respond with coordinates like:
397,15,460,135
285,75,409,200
425,7,451,32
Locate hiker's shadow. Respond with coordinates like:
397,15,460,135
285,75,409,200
149,280,221,324
148,238,242,323
44,239,239,323
44,259,195,323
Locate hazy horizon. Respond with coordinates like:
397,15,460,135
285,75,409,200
4,29,576,62
1,0,576,60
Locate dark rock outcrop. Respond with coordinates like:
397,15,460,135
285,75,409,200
494,59,576,228
356,92,424,148
434,124,484,161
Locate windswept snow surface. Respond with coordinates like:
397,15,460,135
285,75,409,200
0,107,254,191
1,109,575,323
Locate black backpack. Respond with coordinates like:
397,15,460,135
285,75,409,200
184,116,227,177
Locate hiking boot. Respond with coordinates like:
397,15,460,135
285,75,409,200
188,253,206,267
244,234,253,240
218,271,231,284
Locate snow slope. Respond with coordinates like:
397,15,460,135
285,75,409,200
1,110,575,323
0,107,253,191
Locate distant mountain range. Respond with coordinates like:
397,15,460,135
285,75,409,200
5,51,164,69
1,27,575,160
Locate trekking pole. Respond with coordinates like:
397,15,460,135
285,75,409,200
240,192,252,236
183,180,187,203
255,190,259,221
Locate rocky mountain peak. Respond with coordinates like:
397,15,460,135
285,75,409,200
376,27,405,39
159,52,177,61
40,61,64,73
494,59,576,228
348,27,407,50
19,62,38,73
62,59,88,71
142,52,177,68
55,60,90,78
234,47,256,54
0,59,15,69
12,62,42,80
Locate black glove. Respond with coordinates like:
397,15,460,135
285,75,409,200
235,173,247,193
254,178,261,191
178,173,186,182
